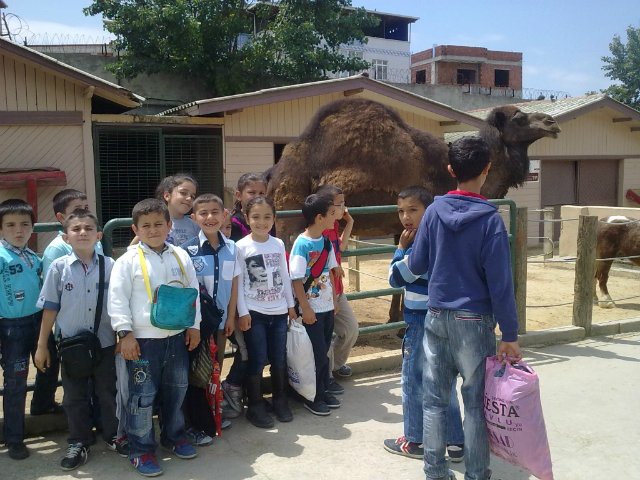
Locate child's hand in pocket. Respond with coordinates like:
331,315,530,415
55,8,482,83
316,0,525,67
238,315,251,331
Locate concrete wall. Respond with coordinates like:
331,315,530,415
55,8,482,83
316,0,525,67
559,205,640,257
388,83,526,111
42,53,212,112
332,36,411,82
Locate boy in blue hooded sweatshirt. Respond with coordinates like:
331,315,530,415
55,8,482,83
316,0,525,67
406,137,521,480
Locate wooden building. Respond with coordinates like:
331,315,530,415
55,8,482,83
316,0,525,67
157,74,485,192
0,38,142,248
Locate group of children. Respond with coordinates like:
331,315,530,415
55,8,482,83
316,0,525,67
0,171,359,477
1,135,521,480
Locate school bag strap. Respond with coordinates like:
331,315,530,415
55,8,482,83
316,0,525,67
232,217,250,237
94,254,105,334
137,245,188,302
303,236,332,294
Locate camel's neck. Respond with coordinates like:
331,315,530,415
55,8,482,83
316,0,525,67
480,130,531,198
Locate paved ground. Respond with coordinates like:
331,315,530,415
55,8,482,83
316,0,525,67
2,332,638,479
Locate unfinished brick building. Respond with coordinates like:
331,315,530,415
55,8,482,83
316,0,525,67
410,45,522,90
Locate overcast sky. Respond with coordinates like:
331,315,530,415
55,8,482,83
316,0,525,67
6,0,640,96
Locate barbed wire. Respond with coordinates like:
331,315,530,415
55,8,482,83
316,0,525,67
521,88,571,100
367,67,411,84
23,33,114,47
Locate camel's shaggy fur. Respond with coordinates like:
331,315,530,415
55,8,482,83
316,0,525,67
267,98,560,244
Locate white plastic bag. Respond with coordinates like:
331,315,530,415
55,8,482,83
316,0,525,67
286,318,316,401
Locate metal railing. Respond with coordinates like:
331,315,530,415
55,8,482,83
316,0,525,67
12,201,517,397
35,200,518,333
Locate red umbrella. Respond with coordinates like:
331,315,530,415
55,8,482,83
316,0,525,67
205,340,223,437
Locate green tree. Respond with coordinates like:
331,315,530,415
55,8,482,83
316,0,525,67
84,0,378,97
601,23,640,110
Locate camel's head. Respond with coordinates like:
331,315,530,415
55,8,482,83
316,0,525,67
486,106,561,146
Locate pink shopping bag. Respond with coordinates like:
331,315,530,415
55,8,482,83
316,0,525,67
484,356,554,480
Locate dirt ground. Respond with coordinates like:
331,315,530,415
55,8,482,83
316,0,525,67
345,254,640,340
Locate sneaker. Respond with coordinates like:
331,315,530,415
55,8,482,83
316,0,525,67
186,427,213,447
221,418,232,430
163,440,197,459
222,381,244,413
7,442,29,460
106,436,130,457
131,453,163,477
333,365,352,378
60,443,89,471
326,378,344,395
303,399,331,416
382,436,423,459
222,401,241,419
447,443,464,463
324,393,341,409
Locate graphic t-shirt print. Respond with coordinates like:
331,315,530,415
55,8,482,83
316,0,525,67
245,252,284,302
302,250,333,311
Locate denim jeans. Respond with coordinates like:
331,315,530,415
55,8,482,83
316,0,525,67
422,308,497,480
401,316,464,446
61,345,118,445
126,333,188,459
0,313,60,444
243,311,288,376
303,310,334,402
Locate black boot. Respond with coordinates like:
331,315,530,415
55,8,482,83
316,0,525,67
271,369,293,423
246,375,274,429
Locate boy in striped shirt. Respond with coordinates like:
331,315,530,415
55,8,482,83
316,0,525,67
383,186,465,462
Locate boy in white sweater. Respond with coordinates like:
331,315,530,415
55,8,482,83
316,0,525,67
108,198,201,477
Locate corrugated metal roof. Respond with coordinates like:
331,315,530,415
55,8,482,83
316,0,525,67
446,94,640,143
466,94,607,120
157,75,481,128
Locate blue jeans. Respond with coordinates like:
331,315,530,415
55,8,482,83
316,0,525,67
243,311,288,376
401,316,464,446
0,313,60,444
422,308,497,480
126,334,188,459
303,310,334,402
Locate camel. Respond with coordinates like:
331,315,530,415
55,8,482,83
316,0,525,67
593,215,640,308
266,98,561,321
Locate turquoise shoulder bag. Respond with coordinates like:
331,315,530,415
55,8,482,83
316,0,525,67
138,246,198,330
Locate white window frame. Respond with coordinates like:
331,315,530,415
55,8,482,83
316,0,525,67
372,59,388,80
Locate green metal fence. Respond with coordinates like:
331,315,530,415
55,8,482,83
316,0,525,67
33,200,517,336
